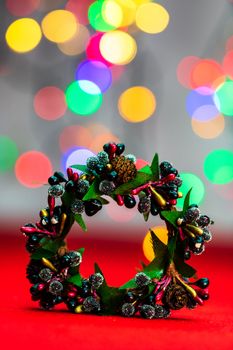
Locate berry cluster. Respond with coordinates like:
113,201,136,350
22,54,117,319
177,205,213,258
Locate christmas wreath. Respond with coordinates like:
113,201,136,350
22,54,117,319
21,142,213,319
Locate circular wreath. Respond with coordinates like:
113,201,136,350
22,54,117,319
21,142,213,319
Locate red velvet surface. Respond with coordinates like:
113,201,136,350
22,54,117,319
1,230,233,350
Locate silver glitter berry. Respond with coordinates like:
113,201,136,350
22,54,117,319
39,268,53,282
140,305,155,319
69,251,82,267
202,228,212,242
138,197,151,214
76,179,90,195
83,297,101,312
121,303,135,317
97,151,109,166
125,154,136,163
154,305,170,319
89,273,104,289
183,206,200,223
49,280,63,295
135,272,151,287
99,180,115,195
71,199,85,214
48,184,65,198
86,156,99,170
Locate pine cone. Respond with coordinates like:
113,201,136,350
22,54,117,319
111,156,137,184
163,284,188,310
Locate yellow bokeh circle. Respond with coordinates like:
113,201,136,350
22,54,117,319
5,18,42,53
57,25,90,56
136,3,170,34
102,0,123,28
191,115,225,139
113,0,137,27
41,10,78,43
118,86,156,123
100,30,137,65
143,226,168,262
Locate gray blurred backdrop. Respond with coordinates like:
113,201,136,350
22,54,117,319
0,0,232,238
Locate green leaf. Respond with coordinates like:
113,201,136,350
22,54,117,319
40,238,65,253
143,211,150,222
94,264,125,315
119,278,137,289
182,188,193,214
138,165,153,175
114,172,153,195
67,274,82,288
70,164,92,175
83,179,101,201
31,248,55,260
74,214,87,232
160,210,181,228
150,153,159,180
167,234,177,262
174,255,196,278
142,230,169,279
78,247,85,256
96,196,109,205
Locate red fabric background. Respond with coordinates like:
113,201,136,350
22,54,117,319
1,228,233,350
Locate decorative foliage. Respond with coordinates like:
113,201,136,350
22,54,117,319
21,142,213,318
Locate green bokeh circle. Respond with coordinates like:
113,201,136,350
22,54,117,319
177,173,205,208
0,136,19,172
204,149,233,184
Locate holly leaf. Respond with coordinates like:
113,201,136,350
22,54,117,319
143,211,150,222
70,164,92,175
67,273,82,288
167,234,177,262
143,230,168,278
150,153,159,180
138,165,153,175
31,248,55,260
174,256,196,278
160,210,181,228
40,238,65,253
96,196,109,205
182,188,193,214
74,214,87,232
82,179,101,201
114,172,153,195
94,264,125,315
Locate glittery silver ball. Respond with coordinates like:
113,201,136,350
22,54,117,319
140,305,155,319
154,305,170,319
97,151,109,166
69,251,82,267
76,179,90,195
99,180,115,195
138,197,151,214
121,303,135,317
202,228,212,242
135,272,151,287
49,280,63,295
89,273,104,289
125,154,136,163
83,296,101,313
183,206,200,223
48,184,65,198
71,199,85,214
86,156,99,170
39,268,53,282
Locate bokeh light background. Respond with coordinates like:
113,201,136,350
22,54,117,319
1,0,233,243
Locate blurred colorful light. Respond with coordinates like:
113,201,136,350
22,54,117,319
65,0,93,25
58,24,90,56
136,3,169,34
65,80,103,115
143,226,168,262
102,0,123,28
192,104,220,122
222,50,233,79
64,148,95,174
86,33,111,66
177,173,205,207
214,81,233,116
6,0,40,16
105,198,137,223
89,133,120,153
59,125,93,153
191,114,225,139
136,158,149,170
177,56,200,89
5,18,42,53
190,59,223,89
204,149,233,184
114,0,137,27
100,30,137,65
186,87,216,120
41,10,78,43
34,86,67,121
15,151,52,188
118,86,156,123
39,0,64,12
0,136,19,172
75,60,112,93
88,1,115,32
